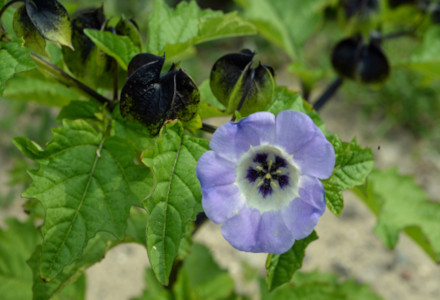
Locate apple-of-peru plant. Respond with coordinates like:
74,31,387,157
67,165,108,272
0,0,440,299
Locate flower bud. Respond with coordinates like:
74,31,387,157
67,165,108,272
210,49,275,116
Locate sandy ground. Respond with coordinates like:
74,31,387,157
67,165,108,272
1,88,439,300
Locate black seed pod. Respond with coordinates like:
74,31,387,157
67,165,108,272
387,0,418,8
210,49,275,116
25,0,72,47
61,7,110,87
331,37,390,84
120,53,200,135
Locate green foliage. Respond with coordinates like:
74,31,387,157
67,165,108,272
29,232,118,300
3,70,82,106
265,231,318,291
0,41,36,96
146,0,256,60
14,119,154,281
402,27,440,82
111,105,156,152
0,219,40,300
289,270,383,300
131,268,172,300
236,0,327,59
353,168,440,263
323,136,374,215
56,100,104,124
84,29,140,71
262,270,383,300
141,121,209,285
266,86,311,116
173,243,235,300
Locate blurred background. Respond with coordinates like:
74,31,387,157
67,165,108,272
1,0,440,299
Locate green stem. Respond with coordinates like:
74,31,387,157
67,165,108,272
30,52,116,110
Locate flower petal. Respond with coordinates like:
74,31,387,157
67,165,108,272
221,206,294,254
196,151,236,189
281,175,326,240
202,184,244,224
254,210,295,254
275,110,319,154
221,206,261,252
275,110,334,179
293,134,335,179
210,112,276,162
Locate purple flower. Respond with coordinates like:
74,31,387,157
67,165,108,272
196,111,335,254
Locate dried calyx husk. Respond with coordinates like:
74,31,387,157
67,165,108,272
120,53,200,135
331,36,390,84
61,6,142,88
210,49,275,117
12,0,72,50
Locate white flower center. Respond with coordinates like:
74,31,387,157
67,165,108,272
235,144,300,213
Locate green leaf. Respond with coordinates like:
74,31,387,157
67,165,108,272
56,100,104,124
353,168,440,263
266,86,307,115
173,243,235,300
0,41,36,96
141,121,209,285
84,29,140,70
115,16,143,50
265,231,318,291
52,274,86,300
111,104,157,152
266,86,325,131
268,283,344,300
323,136,374,215
125,208,149,246
146,0,220,54
3,70,82,106
286,270,384,300
25,0,72,48
147,0,256,60
131,268,172,300
0,218,40,300
236,0,327,59
29,232,118,300
401,27,440,81
15,120,154,281
13,5,47,55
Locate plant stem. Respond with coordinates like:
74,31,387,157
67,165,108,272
200,123,217,134
312,77,344,112
30,52,116,110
